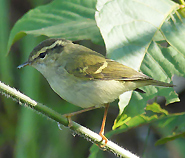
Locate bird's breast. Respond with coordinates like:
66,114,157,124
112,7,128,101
37,65,141,108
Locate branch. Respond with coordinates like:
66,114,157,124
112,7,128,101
0,81,139,158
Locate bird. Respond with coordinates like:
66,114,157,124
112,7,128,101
18,38,173,146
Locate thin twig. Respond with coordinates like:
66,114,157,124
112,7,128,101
0,80,139,158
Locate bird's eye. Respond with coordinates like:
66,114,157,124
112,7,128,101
39,52,46,58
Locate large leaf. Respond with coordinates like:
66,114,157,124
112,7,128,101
7,0,103,52
95,0,185,129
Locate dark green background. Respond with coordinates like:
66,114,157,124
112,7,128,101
0,0,185,158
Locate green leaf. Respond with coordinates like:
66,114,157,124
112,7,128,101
155,131,185,145
95,0,185,129
178,5,185,17
112,103,168,130
110,103,185,137
89,144,100,158
145,102,168,115
7,0,103,53
154,113,185,146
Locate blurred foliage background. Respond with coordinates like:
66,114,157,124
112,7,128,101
0,0,185,158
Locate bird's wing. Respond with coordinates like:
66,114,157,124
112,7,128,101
64,51,151,81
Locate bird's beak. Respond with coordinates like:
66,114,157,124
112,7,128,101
17,61,30,69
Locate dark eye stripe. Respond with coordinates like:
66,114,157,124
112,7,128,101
39,52,46,58
37,44,64,60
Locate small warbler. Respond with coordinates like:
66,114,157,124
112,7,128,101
18,38,173,146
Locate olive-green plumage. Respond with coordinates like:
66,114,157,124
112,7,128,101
18,38,173,108
17,38,174,145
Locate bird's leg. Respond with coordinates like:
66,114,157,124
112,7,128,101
63,106,98,127
63,104,110,147
99,103,109,147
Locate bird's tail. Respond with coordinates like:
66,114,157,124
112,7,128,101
149,79,174,87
